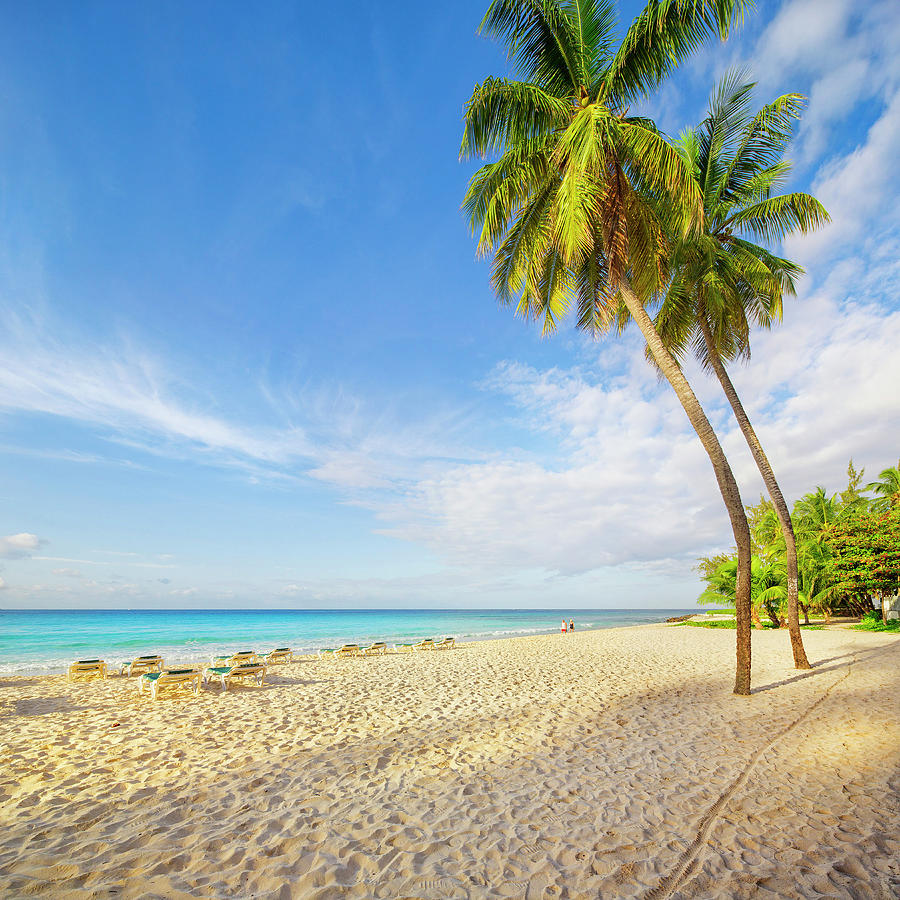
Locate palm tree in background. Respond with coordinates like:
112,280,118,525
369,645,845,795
653,73,829,670
793,486,844,544
867,460,900,512
699,555,787,628
460,0,758,693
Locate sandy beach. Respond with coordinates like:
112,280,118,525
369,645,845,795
1,624,898,899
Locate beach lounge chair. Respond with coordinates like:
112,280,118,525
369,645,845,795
435,637,455,650
363,642,387,655
68,659,107,680
121,655,164,676
139,668,201,700
396,642,416,653
204,662,266,691
317,647,336,658
336,644,362,658
414,638,436,651
265,648,293,664
211,651,257,667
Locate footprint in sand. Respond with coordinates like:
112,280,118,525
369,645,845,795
416,876,465,897
519,841,550,860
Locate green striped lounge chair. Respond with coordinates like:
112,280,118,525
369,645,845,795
139,668,201,700
204,662,266,691
67,659,107,680
122,655,164,676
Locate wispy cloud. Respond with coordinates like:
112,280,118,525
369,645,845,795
0,306,475,490
0,308,314,470
785,90,900,266
33,555,176,570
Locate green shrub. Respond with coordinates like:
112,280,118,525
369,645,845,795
854,609,900,633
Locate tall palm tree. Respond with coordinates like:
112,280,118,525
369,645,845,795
653,74,829,670
867,460,900,512
460,0,757,693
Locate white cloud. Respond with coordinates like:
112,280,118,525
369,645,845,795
754,0,853,80
32,556,107,566
0,576,6,590
786,90,900,266
377,282,900,576
0,533,42,559
749,0,900,173
795,58,871,165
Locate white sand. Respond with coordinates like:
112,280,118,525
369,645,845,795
1,624,898,899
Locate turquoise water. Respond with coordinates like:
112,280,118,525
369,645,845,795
0,608,688,676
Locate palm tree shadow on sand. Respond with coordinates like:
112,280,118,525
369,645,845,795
751,645,886,693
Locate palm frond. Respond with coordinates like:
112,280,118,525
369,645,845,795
726,192,830,243
480,0,583,93
715,92,806,207
566,0,618,89
460,77,571,160
604,0,748,109
463,136,558,252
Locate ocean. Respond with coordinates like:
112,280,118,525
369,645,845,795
0,608,689,676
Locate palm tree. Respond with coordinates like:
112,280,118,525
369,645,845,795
698,555,787,628
653,73,829,670
755,496,837,623
793,486,843,544
460,0,757,693
795,540,836,622
867,459,900,512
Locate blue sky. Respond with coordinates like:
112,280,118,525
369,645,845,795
1,0,898,609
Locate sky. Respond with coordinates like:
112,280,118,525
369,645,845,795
0,0,898,609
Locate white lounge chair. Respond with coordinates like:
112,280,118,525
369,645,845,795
139,668,201,700
211,651,257,667
204,662,266,691
121,655,164,676
68,659,107,680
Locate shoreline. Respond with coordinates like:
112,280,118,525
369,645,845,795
0,610,688,678
0,621,649,682
2,624,898,897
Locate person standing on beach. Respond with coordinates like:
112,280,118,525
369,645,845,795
569,620,574,632
561,619,567,633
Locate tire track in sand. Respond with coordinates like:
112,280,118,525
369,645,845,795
640,645,890,900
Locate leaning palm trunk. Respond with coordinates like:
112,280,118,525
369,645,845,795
698,318,811,669
623,286,753,694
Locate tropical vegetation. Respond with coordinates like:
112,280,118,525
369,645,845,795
698,459,900,628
